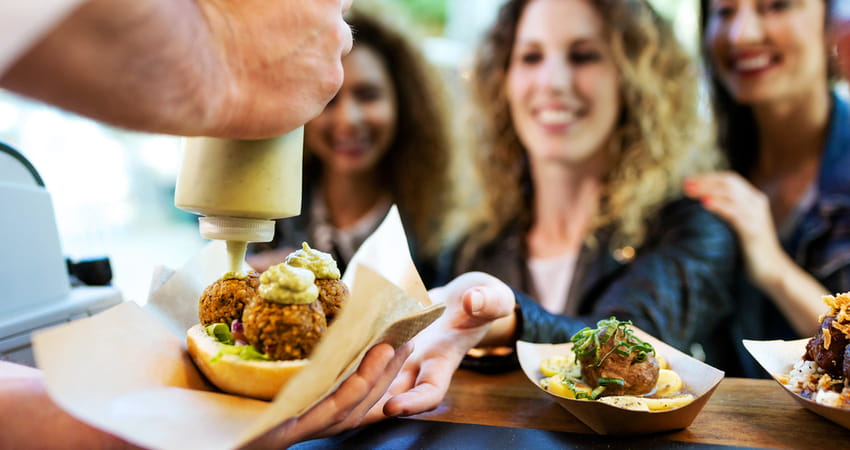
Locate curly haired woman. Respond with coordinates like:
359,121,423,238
368,0,742,417
248,3,455,286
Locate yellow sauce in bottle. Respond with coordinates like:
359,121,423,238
174,128,305,279
174,128,304,220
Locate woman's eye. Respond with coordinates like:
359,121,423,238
519,51,543,65
762,0,792,13
713,6,735,19
570,51,600,64
354,86,382,102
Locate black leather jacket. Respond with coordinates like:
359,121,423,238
439,197,740,372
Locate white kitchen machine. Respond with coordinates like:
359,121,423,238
0,142,121,365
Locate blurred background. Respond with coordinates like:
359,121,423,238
0,0,733,304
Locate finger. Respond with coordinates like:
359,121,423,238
325,342,415,433
344,364,422,429
383,352,459,417
683,174,733,198
699,193,748,233
342,342,415,429
293,344,397,440
463,287,514,321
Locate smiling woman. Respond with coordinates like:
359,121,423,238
247,2,457,288
684,0,850,378
422,0,739,377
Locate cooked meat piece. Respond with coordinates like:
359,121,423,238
198,273,260,326
578,328,660,396
805,316,848,378
844,344,850,380
242,296,326,360
315,279,348,324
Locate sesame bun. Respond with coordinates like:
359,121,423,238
186,324,308,400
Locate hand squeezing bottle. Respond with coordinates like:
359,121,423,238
174,127,304,275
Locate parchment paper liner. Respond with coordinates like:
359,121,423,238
32,206,445,450
517,327,724,435
743,338,850,430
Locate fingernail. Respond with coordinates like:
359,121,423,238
468,290,484,314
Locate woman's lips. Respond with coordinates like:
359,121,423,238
537,108,577,133
729,53,777,77
332,139,369,156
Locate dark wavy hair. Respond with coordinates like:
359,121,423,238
699,0,838,176
303,5,454,259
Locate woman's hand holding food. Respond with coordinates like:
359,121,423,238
370,272,517,419
684,172,826,336
244,342,412,449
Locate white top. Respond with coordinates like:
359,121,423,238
0,0,85,76
310,188,392,264
527,252,578,314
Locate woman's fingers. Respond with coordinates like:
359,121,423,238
382,352,458,417
328,341,414,432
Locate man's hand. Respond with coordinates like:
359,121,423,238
0,0,354,138
200,0,354,137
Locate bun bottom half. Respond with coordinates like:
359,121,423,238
186,324,307,400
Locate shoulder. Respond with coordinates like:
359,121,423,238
654,197,729,229
645,196,738,252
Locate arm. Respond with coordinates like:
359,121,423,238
0,343,409,449
685,172,826,336
372,200,737,416
0,0,352,139
0,361,139,449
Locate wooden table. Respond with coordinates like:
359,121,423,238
296,369,850,449
404,369,850,449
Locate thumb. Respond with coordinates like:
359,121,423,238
462,287,513,321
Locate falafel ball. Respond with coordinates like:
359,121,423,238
242,296,327,360
315,279,348,324
198,272,259,326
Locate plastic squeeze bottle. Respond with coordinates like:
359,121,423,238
174,127,304,276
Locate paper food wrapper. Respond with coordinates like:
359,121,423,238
32,206,445,450
743,338,850,430
517,328,724,435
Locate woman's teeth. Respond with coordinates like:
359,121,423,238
539,110,575,125
735,55,771,72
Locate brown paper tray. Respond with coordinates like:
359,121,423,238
517,328,724,435
743,338,850,430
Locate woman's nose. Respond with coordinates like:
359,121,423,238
728,6,765,45
331,96,363,128
538,58,572,93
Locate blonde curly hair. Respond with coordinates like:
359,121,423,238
462,0,720,253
